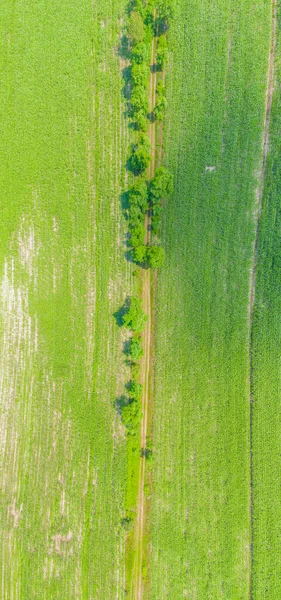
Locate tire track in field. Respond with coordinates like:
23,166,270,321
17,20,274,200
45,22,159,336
249,1,277,596
132,28,157,600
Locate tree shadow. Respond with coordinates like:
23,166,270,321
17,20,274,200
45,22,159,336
118,35,131,61
124,248,134,263
148,111,156,123
150,63,157,74
113,297,130,327
122,66,132,101
114,395,129,416
123,339,131,356
120,191,130,215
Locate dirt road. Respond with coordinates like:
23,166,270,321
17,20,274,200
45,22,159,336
131,29,158,600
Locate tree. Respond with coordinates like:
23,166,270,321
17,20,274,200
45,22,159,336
129,336,144,361
130,86,149,114
122,296,148,332
154,95,167,121
155,1,174,33
134,110,147,131
156,35,168,71
147,245,165,268
154,79,167,121
133,244,147,263
128,12,145,45
149,166,174,200
129,223,145,247
127,380,143,401
129,134,152,173
129,179,148,211
121,398,142,434
131,42,149,64
131,62,149,87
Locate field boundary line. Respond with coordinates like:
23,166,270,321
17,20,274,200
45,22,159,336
249,1,277,597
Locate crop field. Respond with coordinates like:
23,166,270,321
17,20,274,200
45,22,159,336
1,0,280,598
150,0,272,598
0,1,132,598
251,7,281,598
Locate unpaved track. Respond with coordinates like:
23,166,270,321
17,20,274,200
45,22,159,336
249,0,277,596
131,30,157,600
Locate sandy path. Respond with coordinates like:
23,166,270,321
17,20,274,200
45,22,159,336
249,0,277,596
131,28,157,600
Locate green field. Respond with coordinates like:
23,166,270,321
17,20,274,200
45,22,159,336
0,2,131,598
252,7,281,597
1,0,281,598
150,0,272,597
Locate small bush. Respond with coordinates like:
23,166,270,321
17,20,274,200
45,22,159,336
131,361,141,380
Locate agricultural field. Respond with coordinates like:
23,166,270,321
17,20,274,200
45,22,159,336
0,1,131,598
251,7,281,598
0,0,280,598
150,0,272,598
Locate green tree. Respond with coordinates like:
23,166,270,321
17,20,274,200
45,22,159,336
154,79,167,121
122,296,148,332
155,1,174,32
128,12,145,45
149,166,174,199
156,35,168,71
121,399,142,434
129,223,146,247
129,179,148,211
129,336,144,361
130,86,149,114
147,245,165,268
129,134,151,173
134,110,147,131
131,42,149,64
131,62,149,87
127,380,143,401
133,244,147,264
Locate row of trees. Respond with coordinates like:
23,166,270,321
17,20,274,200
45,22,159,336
118,0,173,478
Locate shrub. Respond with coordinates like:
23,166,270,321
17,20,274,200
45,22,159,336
146,245,165,268
122,296,148,332
128,12,145,45
131,361,141,380
129,134,152,174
